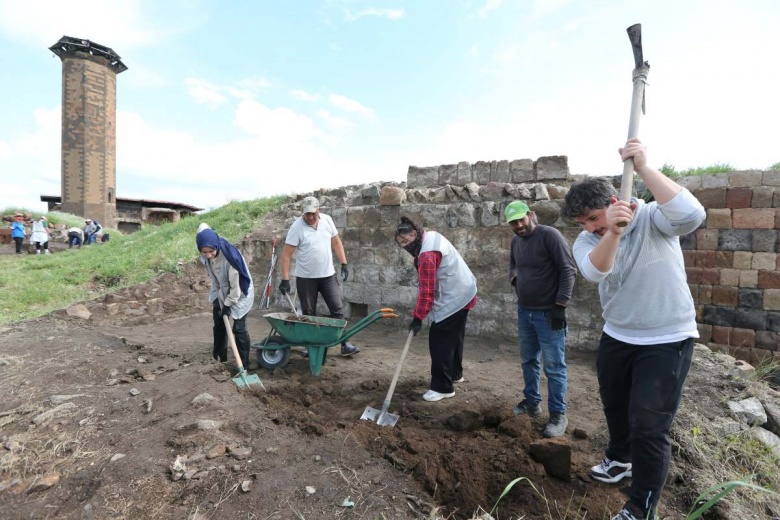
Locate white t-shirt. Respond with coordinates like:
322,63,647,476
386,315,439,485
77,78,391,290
286,213,339,279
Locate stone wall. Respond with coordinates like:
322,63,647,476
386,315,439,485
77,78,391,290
242,162,780,357
678,170,780,363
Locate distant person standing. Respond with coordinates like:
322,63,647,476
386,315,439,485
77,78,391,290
11,215,26,254
279,196,360,357
31,216,50,254
67,226,84,249
84,219,102,245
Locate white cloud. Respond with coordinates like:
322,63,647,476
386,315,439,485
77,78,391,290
478,0,504,18
233,99,317,142
317,109,353,133
291,89,321,102
185,78,228,107
343,8,405,22
329,94,377,121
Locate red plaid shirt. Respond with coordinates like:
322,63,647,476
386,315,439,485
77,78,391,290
413,250,477,320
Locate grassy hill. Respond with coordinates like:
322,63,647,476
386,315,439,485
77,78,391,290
0,197,284,326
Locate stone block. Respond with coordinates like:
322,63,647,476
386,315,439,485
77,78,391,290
765,289,780,311
753,230,777,252
718,229,752,251
730,327,756,347
763,171,780,186
752,252,777,271
379,186,406,206
438,164,458,185
733,308,767,331
755,331,778,351
711,286,738,306
701,268,720,285
480,202,500,227
694,188,726,208
535,156,569,181
473,161,491,184
457,162,473,184
699,285,712,304
729,170,763,187
732,208,776,229
702,174,729,189
480,182,507,202
696,229,719,250
510,159,534,183
346,207,365,228
718,268,739,286
728,397,767,426
706,208,732,228
490,160,511,183
738,288,763,309
697,323,713,342
677,176,702,190
686,267,702,284
758,270,780,289
702,305,735,327
407,166,437,188
769,312,780,332
714,251,734,268
739,270,758,288
752,187,775,208
330,207,347,228
446,203,476,228
733,251,752,269
380,205,401,227
711,325,730,344
680,231,697,250
726,188,752,209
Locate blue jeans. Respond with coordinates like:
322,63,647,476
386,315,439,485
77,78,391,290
517,306,568,414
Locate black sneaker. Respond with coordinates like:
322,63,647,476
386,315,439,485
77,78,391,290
590,457,633,484
512,399,542,417
340,342,360,356
543,412,568,437
611,502,651,520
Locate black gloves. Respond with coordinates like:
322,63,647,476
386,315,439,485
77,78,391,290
341,263,349,282
220,305,232,318
279,279,291,295
549,305,566,330
409,317,422,336
511,276,517,287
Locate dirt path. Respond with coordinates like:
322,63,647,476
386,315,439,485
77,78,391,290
0,267,775,519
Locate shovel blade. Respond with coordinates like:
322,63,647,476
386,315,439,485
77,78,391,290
377,411,399,428
360,406,381,422
232,370,266,390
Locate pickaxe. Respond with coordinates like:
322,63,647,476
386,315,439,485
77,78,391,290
619,24,651,205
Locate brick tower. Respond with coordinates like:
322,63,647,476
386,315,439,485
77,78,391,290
50,36,127,228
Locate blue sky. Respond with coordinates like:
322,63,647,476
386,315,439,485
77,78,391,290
1,0,778,213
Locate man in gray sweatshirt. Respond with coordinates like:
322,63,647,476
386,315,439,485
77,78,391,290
562,138,705,520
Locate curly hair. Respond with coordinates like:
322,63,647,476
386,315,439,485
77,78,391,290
562,177,618,219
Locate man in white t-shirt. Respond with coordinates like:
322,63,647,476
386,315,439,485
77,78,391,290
279,196,360,357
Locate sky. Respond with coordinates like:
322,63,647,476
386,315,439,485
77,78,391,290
1,0,779,213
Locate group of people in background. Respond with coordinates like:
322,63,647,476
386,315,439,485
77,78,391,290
195,138,704,520
7,216,104,254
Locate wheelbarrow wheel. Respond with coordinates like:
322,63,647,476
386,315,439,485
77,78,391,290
257,335,291,370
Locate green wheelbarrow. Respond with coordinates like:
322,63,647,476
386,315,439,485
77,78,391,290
252,308,397,376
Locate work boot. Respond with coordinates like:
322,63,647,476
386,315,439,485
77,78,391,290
340,342,360,356
512,399,542,417
543,412,568,437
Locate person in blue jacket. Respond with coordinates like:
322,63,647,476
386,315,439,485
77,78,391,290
11,215,26,254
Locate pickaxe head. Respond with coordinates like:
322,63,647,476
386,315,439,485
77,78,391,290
627,24,648,70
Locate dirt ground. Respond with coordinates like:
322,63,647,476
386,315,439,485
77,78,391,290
0,260,777,519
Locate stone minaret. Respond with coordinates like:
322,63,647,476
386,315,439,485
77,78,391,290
50,36,127,228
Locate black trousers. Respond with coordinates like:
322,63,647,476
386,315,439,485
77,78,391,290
597,333,694,515
212,304,251,368
13,237,23,253
35,241,49,252
68,232,82,248
428,308,469,393
296,275,348,353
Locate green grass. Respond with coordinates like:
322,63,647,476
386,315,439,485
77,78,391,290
769,162,780,171
0,196,284,326
660,162,736,179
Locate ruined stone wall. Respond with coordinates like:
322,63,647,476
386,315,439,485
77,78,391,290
678,170,780,363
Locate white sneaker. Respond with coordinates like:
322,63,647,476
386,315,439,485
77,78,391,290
422,390,455,402
590,457,633,483
453,377,465,383
44,250,51,254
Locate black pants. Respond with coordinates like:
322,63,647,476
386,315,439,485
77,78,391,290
212,304,251,369
68,232,82,248
13,237,23,254
35,241,48,252
428,308,469,393
296,275,348,353
597,333,694,516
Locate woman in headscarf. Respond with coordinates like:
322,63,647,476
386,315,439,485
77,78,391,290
196,225,255,369
395,216,478,402
31,216,50,254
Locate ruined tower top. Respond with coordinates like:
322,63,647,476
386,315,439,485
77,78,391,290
49,36,128,73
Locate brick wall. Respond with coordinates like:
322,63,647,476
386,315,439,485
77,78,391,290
679,170,780,363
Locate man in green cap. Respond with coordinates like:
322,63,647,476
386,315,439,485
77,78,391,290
505,200,577,437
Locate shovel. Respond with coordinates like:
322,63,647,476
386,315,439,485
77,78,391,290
284,291,301,318
361,330,414,427
223,314,265,390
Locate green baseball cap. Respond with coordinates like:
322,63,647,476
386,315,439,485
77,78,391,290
504,201,530,223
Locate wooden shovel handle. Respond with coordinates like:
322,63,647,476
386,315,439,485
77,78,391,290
380,330,415,413
223,314,245,371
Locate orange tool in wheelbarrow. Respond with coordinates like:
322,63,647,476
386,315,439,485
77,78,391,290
253,308,397,376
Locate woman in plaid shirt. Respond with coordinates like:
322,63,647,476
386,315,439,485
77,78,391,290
395,217,477,402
